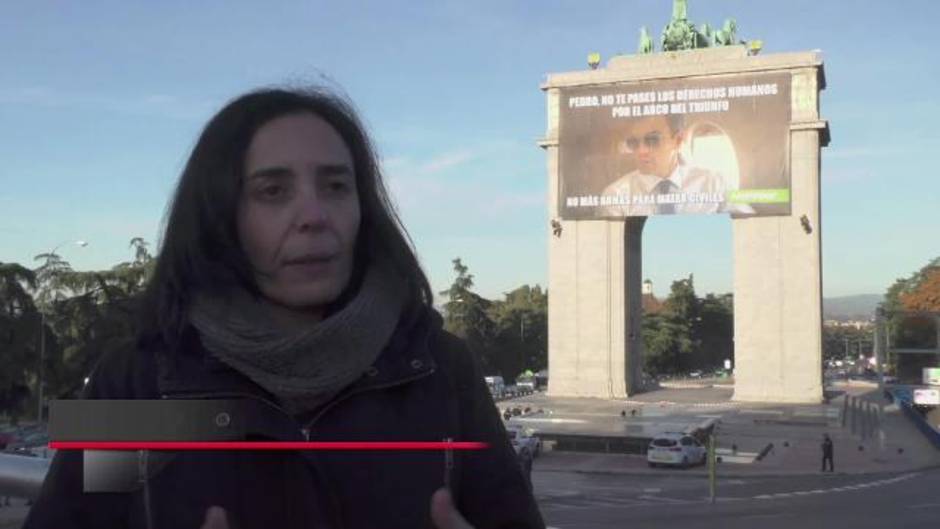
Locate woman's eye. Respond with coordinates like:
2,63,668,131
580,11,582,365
257,184,285,199
327,180,350,194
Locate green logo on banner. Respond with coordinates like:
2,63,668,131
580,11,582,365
728,189,790,204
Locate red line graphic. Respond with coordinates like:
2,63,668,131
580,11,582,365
49,441,489,451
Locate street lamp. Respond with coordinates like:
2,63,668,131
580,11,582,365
37,239,88,423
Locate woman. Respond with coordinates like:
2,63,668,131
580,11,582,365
24,88,544,529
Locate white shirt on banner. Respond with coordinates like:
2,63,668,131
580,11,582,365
599,160,751,217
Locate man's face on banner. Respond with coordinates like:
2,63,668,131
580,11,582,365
624,116,680,178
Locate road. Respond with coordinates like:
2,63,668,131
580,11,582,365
534,467,940,529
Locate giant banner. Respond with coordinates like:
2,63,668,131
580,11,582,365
558,71,791,219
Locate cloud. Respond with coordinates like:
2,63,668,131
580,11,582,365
142,94,178,105
824,147,876,160
382,149,478,207
0,85,215,121
379,144,546,235
380,155,410,171
420,150,475,174
821,168,875,183
0,86,64,107
824,138,940,160
482,190,545,214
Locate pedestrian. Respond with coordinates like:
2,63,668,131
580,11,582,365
822,433,835,472
24,87,544,529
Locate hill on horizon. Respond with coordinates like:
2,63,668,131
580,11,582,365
823,294,883,321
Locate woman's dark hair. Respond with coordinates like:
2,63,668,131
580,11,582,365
137,87,433,351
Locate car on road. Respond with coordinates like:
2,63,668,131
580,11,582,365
506,425,541,458
516,375,536,392
508,431,534,490
646,433,706,468
0,426,18,451
485,376,505,399
5,429,56,459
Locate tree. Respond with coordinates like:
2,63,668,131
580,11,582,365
32,252,75,310
642,276,733,377
900,267,940,312
882,257,940,350
0,262,37,318
822,324,873,363
439,259,497,373
487,285,548,381
0,262,40,422
662,275,699,373
439,259,550,381
43,238,155,399
0,240,158,415
642,276,699,376
643,312,683,376
697,293,733,369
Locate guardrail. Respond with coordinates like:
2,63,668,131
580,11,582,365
886,389,940,450
0,452,50,499
898,401,940,450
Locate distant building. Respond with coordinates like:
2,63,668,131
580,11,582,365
824,320,873,330
642,279,663,314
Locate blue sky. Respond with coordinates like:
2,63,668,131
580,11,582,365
1,0,938,302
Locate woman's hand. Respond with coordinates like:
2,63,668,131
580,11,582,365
431,488,475,529
200,506,230,529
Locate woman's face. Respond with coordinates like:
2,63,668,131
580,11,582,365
238,113,361,317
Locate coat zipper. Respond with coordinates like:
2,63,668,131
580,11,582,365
301,368,435,437
159,368,441,528
161,390,291,418
160,367,435,440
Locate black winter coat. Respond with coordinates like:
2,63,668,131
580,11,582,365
23,309,544,529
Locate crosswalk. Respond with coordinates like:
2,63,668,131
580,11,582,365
750,473,918,500
536,489,702,511
537,473,920,513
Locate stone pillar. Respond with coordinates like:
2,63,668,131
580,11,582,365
544,213,646,398
623,217,646,394
542,88,645,399
731,67,826,404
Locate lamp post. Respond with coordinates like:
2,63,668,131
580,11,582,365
36,240,88,423
874,308,885,391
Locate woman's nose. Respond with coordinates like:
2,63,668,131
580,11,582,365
293,192,330,230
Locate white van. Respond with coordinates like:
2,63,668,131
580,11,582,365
516,375,536,391
484,376,505,398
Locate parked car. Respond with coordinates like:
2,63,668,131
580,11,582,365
534,371,548,390
516,376,536,392
8,431,47,451
508,432,534,490
484,376,505,399
0,425,19,450
506,425,541,458
646,433,706,468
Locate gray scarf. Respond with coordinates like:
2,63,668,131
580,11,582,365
188,263,406,415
